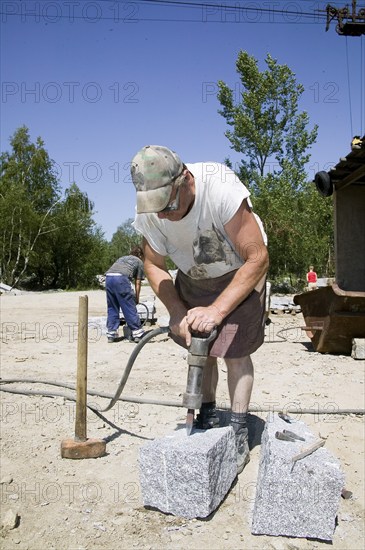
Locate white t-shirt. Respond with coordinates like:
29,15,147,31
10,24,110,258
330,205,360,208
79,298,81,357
133,162,267,280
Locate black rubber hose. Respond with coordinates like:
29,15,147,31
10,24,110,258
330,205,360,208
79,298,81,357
0,380,364,415
0,385,182,408
0,326,170,413
1,324,364,416
95,325,170,412
138,302,149,327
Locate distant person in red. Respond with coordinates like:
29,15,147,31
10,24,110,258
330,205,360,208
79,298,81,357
306,266,318,291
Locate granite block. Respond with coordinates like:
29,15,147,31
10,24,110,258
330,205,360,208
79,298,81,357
139,426,236,519
352,338,365,359
252,414,345,541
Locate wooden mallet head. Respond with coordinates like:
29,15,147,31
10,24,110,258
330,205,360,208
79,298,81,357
61,437,106,459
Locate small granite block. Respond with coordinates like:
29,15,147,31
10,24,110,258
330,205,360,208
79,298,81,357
352,338,365,360
139,426,236,519
252,414,344,541
88,316,107,335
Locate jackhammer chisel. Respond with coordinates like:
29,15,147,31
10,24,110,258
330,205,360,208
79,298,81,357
182,329,217,435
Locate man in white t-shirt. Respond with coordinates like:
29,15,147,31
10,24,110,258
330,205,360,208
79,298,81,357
131,145,269,474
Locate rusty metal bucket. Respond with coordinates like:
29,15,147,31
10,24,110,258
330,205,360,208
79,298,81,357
294,283,365,354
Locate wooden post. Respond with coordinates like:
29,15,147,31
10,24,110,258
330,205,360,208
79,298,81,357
61,295,106,459
75,295,88,441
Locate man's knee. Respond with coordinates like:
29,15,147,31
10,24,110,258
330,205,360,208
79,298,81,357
225,355,253,374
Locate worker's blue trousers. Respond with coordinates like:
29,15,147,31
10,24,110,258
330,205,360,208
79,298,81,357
106,275,141,333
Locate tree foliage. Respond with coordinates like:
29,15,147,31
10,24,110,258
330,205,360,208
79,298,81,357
0,127,61,286
0,127,108,289
252,171,334,283
107,219,142,265
218,51,318,181
46,184,108,288
217,52,333,284
107,220,177,270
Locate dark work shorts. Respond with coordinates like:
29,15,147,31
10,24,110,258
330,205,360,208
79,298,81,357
174,269,266,359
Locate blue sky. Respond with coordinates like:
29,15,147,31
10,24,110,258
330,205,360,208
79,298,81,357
1,1,364,239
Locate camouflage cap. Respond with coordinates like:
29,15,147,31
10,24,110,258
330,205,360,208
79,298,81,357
130,145,183,214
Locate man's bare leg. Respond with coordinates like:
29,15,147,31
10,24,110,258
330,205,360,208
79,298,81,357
225,355,254,413
225,355,254,474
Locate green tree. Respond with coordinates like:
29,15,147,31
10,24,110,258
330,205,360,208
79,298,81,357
48,183,108,288
252,171,333,282
217,51,318,182
108,219,142,264
217,52,334,283
0,127,108,289
298,182,334,277
0,126,61,286
107,220,176,271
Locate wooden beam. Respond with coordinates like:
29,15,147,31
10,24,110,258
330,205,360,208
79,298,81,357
334,163,365,191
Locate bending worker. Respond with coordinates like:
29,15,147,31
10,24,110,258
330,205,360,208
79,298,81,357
105,246,146,343
131,145,269,474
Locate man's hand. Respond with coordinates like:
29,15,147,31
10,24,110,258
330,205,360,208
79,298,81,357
169,311,192,346
185,305,224,336
171,307,220,348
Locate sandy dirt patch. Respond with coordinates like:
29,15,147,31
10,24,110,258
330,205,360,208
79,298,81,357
0,287,364,549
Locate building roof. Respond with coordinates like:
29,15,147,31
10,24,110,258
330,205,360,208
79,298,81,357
329,140,365,191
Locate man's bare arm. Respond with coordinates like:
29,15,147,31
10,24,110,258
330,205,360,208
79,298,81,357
134,279,142,304
142,237,191,343
214,199,269,316
186,200,269,333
